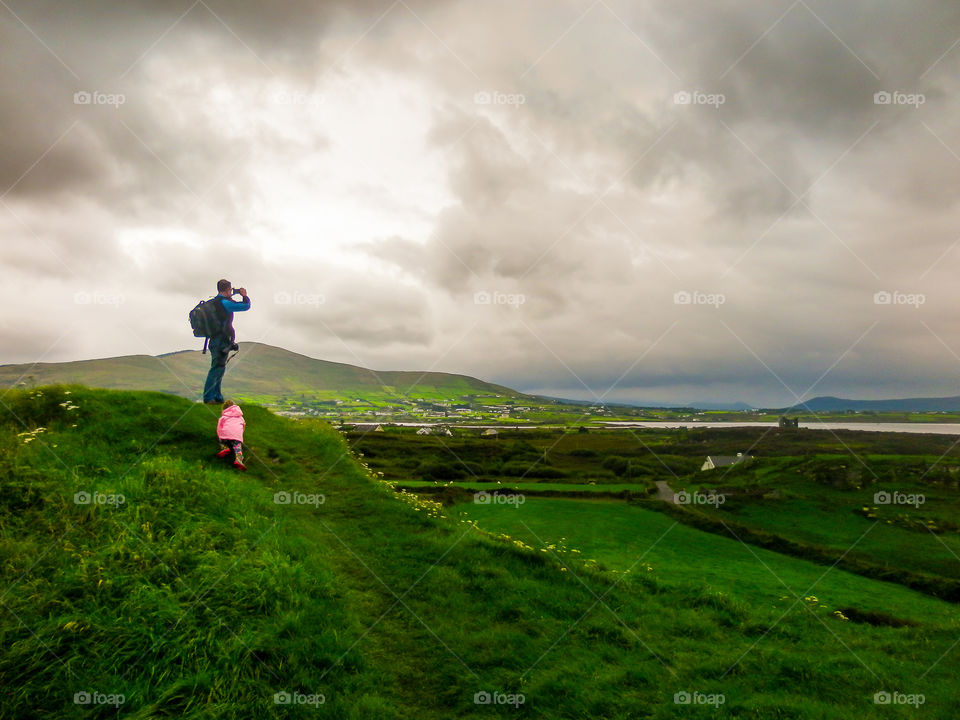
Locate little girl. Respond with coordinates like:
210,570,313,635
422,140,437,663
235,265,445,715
216,400,246,471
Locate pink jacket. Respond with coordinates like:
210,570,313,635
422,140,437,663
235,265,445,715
217,404,245,442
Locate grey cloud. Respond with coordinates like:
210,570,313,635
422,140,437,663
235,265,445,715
0,0,417,203
4,0,960,405
359,236,430,281
273,281,434,348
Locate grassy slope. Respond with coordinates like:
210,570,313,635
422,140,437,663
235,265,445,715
457,498,957,622
0,343,524,404
2,387,960,718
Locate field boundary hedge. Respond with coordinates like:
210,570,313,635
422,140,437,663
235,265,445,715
637,498,960,602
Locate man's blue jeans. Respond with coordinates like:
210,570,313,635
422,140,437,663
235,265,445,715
202,337,229,403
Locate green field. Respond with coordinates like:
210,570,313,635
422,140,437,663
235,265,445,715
2,386,959,718
348,427,701,485
357,427,960,599
458,497,952,620
679,454,960,583
350,425,960,487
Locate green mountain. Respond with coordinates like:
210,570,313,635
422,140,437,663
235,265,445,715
788,394,960,412
0,342,526,405
3,385,959,718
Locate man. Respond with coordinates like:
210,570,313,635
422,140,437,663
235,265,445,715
202,279,251,404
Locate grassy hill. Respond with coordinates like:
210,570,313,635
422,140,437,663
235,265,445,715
2,386,960,718
0,343,526,406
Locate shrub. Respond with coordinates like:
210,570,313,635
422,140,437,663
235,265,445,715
837,607,917,627
418,462,466,480
499,461,568,479
602,456,630,475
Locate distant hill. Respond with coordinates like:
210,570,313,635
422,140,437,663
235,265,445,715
533,396,754,411
687,400,755,411
786,394,960,412
0,342,527,404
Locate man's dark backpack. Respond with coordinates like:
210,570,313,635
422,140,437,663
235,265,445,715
188,297,225,354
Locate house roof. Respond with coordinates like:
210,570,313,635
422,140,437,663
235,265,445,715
705,455,751,466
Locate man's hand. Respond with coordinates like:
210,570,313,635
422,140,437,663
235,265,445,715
234,287,247,297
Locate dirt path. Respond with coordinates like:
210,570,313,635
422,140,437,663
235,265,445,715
654,480,676,503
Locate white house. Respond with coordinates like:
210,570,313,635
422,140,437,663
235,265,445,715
417,425,453,436
355,423,384,433
701,453,751,471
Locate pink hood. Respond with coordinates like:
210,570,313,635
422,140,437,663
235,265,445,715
217,404,245,442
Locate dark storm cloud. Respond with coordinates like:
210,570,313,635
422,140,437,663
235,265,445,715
629,0,960,219
0,0,410,201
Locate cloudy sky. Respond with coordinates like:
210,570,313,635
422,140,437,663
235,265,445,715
2,0,960,407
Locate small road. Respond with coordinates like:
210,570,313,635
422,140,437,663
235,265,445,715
654,481,676,503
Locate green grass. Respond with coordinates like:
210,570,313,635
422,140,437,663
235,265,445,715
684,455,960,583
349,428,701,485
351,426,960,486
355,428,960,599
699,492,960,579
457,497,957,620
396,480,653,495
3,386,960,718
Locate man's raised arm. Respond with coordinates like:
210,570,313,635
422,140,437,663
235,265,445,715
221,289,250,312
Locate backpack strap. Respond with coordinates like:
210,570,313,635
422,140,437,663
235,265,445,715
202,295,222,353
211,295,232,340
